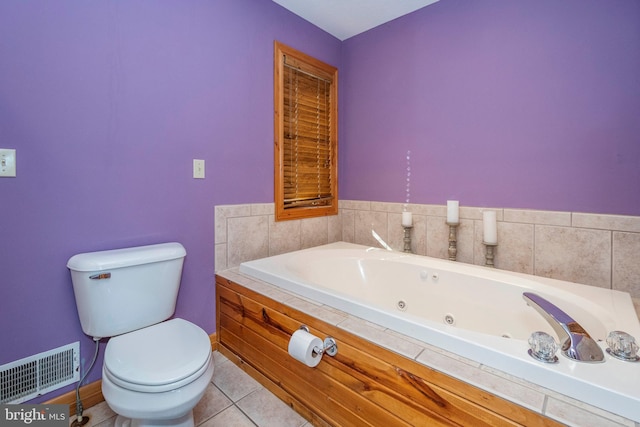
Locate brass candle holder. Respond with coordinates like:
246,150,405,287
483,242,497,267
446,222,459,261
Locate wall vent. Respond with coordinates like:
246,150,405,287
0,342,80,404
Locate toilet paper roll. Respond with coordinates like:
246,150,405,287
288,329,324,367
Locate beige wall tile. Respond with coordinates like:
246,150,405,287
215,243,227,272
613,232,640,299
412,214,427,256
301,216,329,249
459,206,481,220
227,215,269,267
410,203,444,217
215,204,252,244
455,220,475,264
426,216,447,259
462,206,504,221
341,209,355,243
504,209,571,226
573,213,640,233
354,210,388,247
370,201,402,212
268,216,301,256
214,206,227,244
495,222,534,274
250,203,273,216
339,199,370,210
535,226,611,288
328,213,342,243
217,204,251,219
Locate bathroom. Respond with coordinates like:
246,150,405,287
1,0,639,426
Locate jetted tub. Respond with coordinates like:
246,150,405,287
240,242,640,422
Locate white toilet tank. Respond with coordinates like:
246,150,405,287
68,242,187,339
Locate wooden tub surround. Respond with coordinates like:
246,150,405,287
216,272,564,427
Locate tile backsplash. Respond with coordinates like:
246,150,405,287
215,200,640,313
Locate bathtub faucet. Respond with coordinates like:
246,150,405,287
523,292,605,363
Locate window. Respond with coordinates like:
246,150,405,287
274,41,338,221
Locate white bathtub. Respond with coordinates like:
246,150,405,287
240,242,640,422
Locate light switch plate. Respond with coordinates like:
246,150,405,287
193,159,205,179
0,149,16,177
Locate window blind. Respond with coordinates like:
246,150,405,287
282,59,334,209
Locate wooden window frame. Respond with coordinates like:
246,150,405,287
274,41,338,221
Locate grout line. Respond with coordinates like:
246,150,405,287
532,224,536,275
232,389,261,427
610,230,614,290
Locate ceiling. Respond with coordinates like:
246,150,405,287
272,0,440,41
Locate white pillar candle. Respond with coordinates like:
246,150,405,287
446,200,459,223
483,211,498,244
402,211,413,227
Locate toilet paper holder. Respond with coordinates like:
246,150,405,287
299,325,338,357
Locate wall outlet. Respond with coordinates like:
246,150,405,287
193,159,205,179
0,149,16,177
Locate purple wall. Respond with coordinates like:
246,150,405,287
0,0,340,400
340,0,640,215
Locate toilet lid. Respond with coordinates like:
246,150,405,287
104,318,211,387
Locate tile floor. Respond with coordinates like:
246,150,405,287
72,351,310,427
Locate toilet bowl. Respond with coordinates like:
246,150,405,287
101,318,214,427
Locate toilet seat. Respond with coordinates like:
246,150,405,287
104,318,212,393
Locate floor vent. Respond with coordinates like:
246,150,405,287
0,342,80,404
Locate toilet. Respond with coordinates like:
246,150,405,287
68,242,214,427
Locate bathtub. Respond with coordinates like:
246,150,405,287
239,241,640,422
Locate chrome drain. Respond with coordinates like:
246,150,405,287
443,314,455,325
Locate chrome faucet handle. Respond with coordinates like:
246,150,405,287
528,331,559,363
606,331,640,362
523,292,605,363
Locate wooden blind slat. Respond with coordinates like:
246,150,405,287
283,55,334,82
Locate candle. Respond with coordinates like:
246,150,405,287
447,200,459,223
402,211,413,227
483,211,497,244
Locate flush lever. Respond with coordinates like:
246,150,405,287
90,273,111,280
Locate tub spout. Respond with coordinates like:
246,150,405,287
523,292,604,363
